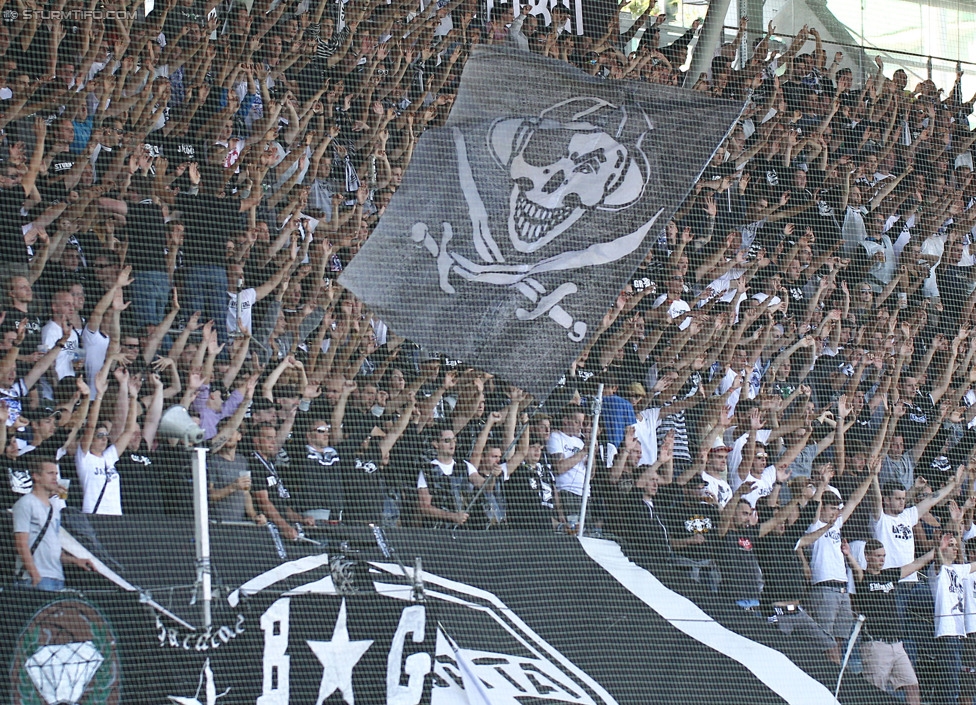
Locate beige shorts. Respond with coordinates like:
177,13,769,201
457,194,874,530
861,639,918,692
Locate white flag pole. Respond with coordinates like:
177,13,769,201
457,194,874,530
577,382,604,538
835,613,866,699
192,447,212,630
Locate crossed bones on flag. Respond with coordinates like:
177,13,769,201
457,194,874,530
410,98,663,343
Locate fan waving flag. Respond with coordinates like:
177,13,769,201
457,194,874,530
339,45,742,398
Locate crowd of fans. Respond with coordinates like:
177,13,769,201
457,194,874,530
6,0,976,701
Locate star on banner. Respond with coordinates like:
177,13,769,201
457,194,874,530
307,599,373,705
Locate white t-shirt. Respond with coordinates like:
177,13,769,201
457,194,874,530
41,320,78,380
226,288,257,337
416,458,477,489
547,429,586,496
806,517,846,584
874,506,921,582
632,407,661,466
716,365,762,417
934,564,971,638
728,430,772,488
76,444,122,515
651,294,691,330
964,569,976,634
701,472,732,509
81,327,110,399
751,291,784,314
739,464,777,507
921,231,947,299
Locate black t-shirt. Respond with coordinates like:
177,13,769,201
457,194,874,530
914,423,960,488
754,504,817,608
716,527,763,602
7,311,43,359
853,568,902,641
175,193,243,267
783,277,807,307
659,498,721,562
283,445,343,515
386,425,426,492
752,157,786,191
164,135,202,165
631,265,657,297
607,491,672,571
123,200,168,272
115,441,164,515
250,451,293,516
40,151,76,203
336,439,388,524
0,186,27,263
506,458,558,530
937,264,971,327
156,443,194,516
897,391,935,449
143,133,166,161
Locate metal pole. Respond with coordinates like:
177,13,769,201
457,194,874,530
235,278,244,335
576,382,604,538
736,0,749,71
192,447,212,630
684,0,735,88
835,613,865,699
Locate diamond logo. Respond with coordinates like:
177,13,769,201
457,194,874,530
11,599,121,705
25,642,104,705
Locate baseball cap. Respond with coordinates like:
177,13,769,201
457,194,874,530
709,436,730,453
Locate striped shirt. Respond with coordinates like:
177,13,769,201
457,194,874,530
316,26,350,60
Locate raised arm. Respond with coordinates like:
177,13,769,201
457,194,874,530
142,289,180,363
112,396,140,454
915,467,961,518
210,374,258,452
261,355,295,402
839,463,879,523
378,395,417,459
468,411,502,470
79,363,112,455
843,540,864,582
719,481,755,537
904,548,938,578
87,266,131,334
795,519,836,549
141,374,165,448
22,326,70,391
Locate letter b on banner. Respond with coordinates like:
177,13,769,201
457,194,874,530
258,598,291,705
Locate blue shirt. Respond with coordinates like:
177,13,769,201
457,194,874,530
602,394,636,447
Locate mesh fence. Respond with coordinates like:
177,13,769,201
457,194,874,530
0,1,975,704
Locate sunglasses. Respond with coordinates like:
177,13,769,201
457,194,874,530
314,426,330,433
96,432,110,438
